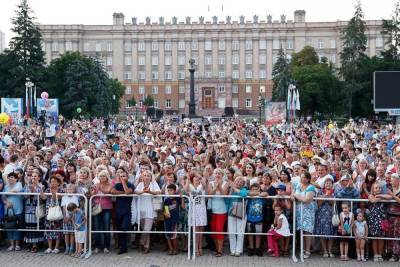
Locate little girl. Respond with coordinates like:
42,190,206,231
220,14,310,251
353,211,368,261
61,184,79,255
267,204,291,257
338,202,353,261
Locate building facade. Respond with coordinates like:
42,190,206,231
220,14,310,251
39,11,385,115
0,30,5,53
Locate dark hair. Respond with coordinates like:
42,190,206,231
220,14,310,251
365,168,377,193
166,183,177,192
67,202,78,212
7,172,18,179
49,175,61,185
280,169,291,182
302,172,312,183
258,156,268,165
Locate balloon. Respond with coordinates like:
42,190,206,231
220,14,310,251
76,107,82,114
40,92,49,99
0,113,10,125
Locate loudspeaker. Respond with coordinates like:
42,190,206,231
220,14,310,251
155,109,164,119
224,107,234,117
146,107,155,117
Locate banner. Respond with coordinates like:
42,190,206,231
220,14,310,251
1,98,23,123
37,98,59,121
265,102,286,125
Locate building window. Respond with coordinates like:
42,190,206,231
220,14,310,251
152,55,158,65
245,71,253,79
287,40,294,50
330,39,336,49
124,42,132,51
218,54,225,65
165,85,172,94
139,101,143,108
287,54,292,62
218,97,226,108
246,98,252,108
273,54,278,64
165,55,172,65
205,55,212,65
138,41,145,51
139,71,145,80
125,56,132,66
165,99,172,108
245,85,252,93
218,40,225,50
126,100,132,108
191,41,198,50
152,86,158,94
84,42,90,52
205,40,212,50
154,100,158,108
218,85,225,93
259,39,267,50
107,71,113,78
139,86,145,95
232,98,239,108
107,43,112,52
179,99,185,109
205,71,212,78
232,40,240,50
178,71,185,80
165,71,172,80
138,56,145,66
124,71,132,80
178,55,185,65
51,42,58,52
245,40,252,50
306,38,313,47
65,41,72,51
152,42,158,51
179,85,185,94
218,71,225,78
232,70,239,79
232,84,238,93
259,54,266,65
178,41,185,51
232,54,239,65
273,39,280,49
318,39,324,49
125,86,132,95
259,70,266,79
95,43,101,52
260,85,266,93
106,56,113,66
245,54,252,65
152,71,158,80
164,42,172,51
376,37,384,47
330,55,336,64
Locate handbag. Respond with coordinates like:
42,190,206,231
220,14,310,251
3,207,19,229
229,200,245,219
46,194,63,221
152,196,163,211
35,204,45,219
92,200,102,216
331,202,340,227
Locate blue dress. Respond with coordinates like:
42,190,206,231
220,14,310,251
314,192,336,238
295,184,317,233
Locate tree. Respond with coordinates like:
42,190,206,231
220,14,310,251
339,0,367,117
272,47,291,101
108,78,125,114
0,51,23,97
291,46,319,67
127,95,137,108
381,0,400,60
143,95,155,107
9,0,45,95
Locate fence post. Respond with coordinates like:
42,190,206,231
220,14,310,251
292,200,298,262
85,195,93,259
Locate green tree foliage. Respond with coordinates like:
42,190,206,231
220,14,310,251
382,1,400,60
143,95,155,107
45,52,124,118
127,95,137,108
272,48,291,101
339,0,367,117
0,52,23,97
9,0,45,95
291,46,319,67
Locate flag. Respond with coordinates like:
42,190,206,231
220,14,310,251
295,88,301,110
208,4,210,12
287,87,292,111
222,4,224,11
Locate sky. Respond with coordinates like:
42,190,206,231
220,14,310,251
0,0,397,47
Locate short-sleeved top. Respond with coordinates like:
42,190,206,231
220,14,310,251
209,181,227,214
4,182,24,215
247,198,265,223
276,214,291,236
114,182,134,213
164,197,180,223
74,209,86,231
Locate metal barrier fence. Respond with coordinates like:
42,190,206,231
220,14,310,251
87,194,192,260
192,195,298,262
0,192,88,256
299,197,399,262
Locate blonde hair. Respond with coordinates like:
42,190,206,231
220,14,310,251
98,170,110,181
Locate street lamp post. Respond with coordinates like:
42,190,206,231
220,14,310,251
135,104,138,121
25,79,34,118
258,95,263,124
188,58,196,118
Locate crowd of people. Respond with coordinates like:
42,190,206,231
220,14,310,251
0,116,399,262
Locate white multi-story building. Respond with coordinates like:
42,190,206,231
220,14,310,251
39,11,386,115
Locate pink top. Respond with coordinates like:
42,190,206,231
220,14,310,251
94,185,113,210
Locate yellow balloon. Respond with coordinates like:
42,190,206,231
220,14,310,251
328,123,334,129
0,113,9,125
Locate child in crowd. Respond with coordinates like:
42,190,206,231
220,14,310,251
267,205,291,257
246,183,265,256
67,202,86,258
61,184,79,255
338,202,353,261
163,184,180,255
353,211,368,261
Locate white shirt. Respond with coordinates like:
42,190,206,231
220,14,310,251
276,214,291,236
45,124,57,138
135,181,161,219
